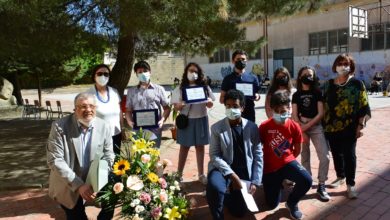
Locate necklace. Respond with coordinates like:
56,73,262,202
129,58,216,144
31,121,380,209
95,85,110,103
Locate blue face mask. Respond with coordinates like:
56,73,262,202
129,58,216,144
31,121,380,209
273,112,291,124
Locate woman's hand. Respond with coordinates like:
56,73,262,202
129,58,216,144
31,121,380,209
206,98,213,108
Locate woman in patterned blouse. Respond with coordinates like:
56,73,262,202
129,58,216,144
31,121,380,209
323,54,371,199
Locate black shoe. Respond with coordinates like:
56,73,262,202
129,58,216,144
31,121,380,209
317,184,331,201
285,202,303,220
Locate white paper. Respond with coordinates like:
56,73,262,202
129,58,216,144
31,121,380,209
185,87,206,101
86,154,109,192
135,111,157,126
240,179,259,212
236,83,254,96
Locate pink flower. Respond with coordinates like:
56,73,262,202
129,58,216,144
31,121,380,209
159,190,168,203
159,178,167,189
139,192,151,204
151,207,162,219
141,154,151,163
113,182,124,194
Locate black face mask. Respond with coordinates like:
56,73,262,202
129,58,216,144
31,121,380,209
234,60,247,70
276,76,288,86
301,75,314,85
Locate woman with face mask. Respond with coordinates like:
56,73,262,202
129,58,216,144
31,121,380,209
87,64,123,154
292,66,331,202
171,62,215,185
265,67,296,119
323,54,371,199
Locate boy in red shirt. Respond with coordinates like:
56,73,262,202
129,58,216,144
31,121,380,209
259,90,312,220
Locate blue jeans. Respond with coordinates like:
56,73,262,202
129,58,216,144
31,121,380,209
262,160,312,209
206,169,248,220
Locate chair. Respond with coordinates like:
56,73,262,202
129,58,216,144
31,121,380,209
45,100,62,119
22,99,35,119
56,100,71,117
34,100,50,119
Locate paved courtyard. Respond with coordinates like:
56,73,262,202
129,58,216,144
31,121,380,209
0,87,390,219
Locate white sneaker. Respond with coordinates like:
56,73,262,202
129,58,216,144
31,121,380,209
198,174,207,185
347,185,358,199
329,177,345,188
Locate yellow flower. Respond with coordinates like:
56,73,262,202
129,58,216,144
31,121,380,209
148,172,159,183
113,159,130,176
132,139,156,153
147,148,160,157
164,206,181,220
136,167,141,174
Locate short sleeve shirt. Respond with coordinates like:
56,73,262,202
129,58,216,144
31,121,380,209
126,83,169,119
292,89,323,118
171,85,215,118
259,118,303,174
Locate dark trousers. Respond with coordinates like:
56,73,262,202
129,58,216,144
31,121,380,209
206,169,248,220
112,132,122,155
263,160,312,209
61,196,114,220
242,106,255,122
326,130,357,186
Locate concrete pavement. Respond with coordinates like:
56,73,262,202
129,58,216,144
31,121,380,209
0,88,390,219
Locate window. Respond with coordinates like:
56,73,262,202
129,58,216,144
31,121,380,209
309,28,348,55
209,48,230,63
361,23,390,51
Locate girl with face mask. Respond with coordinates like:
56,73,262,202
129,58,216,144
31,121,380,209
265,67,296,119
292,66,331,202
323,54,371,199
86,64,124,154
171,62,215,185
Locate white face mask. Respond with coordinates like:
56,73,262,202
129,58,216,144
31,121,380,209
225,108,241,120
96,76,109,86
137,71,151,83
336,66,350,75
187,72,198,81
78,118,94,127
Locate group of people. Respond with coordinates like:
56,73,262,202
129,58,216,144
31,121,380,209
46,50,371,220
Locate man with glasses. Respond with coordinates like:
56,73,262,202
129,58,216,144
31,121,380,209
47,92,115,220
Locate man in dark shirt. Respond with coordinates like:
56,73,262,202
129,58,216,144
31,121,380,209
220,50,261,122
207,89,263,220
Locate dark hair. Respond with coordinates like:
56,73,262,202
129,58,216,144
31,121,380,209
231,49,248,61
91,64,110,83
224,89,245,107
133,60,151,72
296,66,320,92
180,62,207,88
332,54,355,74
270,90,291,109
267,67,293,95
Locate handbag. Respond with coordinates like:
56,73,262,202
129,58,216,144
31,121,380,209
175,104,192,129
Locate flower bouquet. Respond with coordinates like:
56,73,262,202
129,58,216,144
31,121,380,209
97,130,189,220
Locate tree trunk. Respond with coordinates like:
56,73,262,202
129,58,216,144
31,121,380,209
36,71,42,106
109,32,135,97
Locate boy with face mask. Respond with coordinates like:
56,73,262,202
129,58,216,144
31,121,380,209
220,50,261,122
125,60,171,148
206,89,263,220
259,90,312,220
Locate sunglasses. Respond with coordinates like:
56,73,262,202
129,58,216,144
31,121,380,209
96,72,109,77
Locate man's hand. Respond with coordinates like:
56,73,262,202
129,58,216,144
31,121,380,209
78,184,95,202
249,184,257,195
254,93,261,101
230,173,242,190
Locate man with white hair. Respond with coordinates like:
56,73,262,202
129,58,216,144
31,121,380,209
47,92,115,220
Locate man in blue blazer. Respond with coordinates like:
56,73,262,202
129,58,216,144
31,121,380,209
47,92,115,220
207,89,263,220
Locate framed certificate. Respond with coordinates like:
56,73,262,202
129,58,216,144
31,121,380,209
235,82,255,98
182,86,207,103
133,109,159,129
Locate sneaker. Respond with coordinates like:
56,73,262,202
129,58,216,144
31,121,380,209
285,202,303,220
329,177,345,188
347,185,358,199
198,174,207,185
317,184,331,201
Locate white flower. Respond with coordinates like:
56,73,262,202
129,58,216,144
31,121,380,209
176,185,181,190
159,190,168,203
113,182,124,194
174,181,179,186
127,175,144,191
132,214,144,220
135,205,145,213
141,154,151,163
130,202,136,207
170,186,176,191
152,189,158,195
133,199,140,205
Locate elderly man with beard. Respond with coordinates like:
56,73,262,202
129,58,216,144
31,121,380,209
47,92,115,220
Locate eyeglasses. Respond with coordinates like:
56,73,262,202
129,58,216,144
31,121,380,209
77,104,96,110
96,72,109,77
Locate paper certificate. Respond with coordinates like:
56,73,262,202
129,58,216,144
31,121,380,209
235,83,254,97
133,109,158,128
240,179,259,212
183,86,207,103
